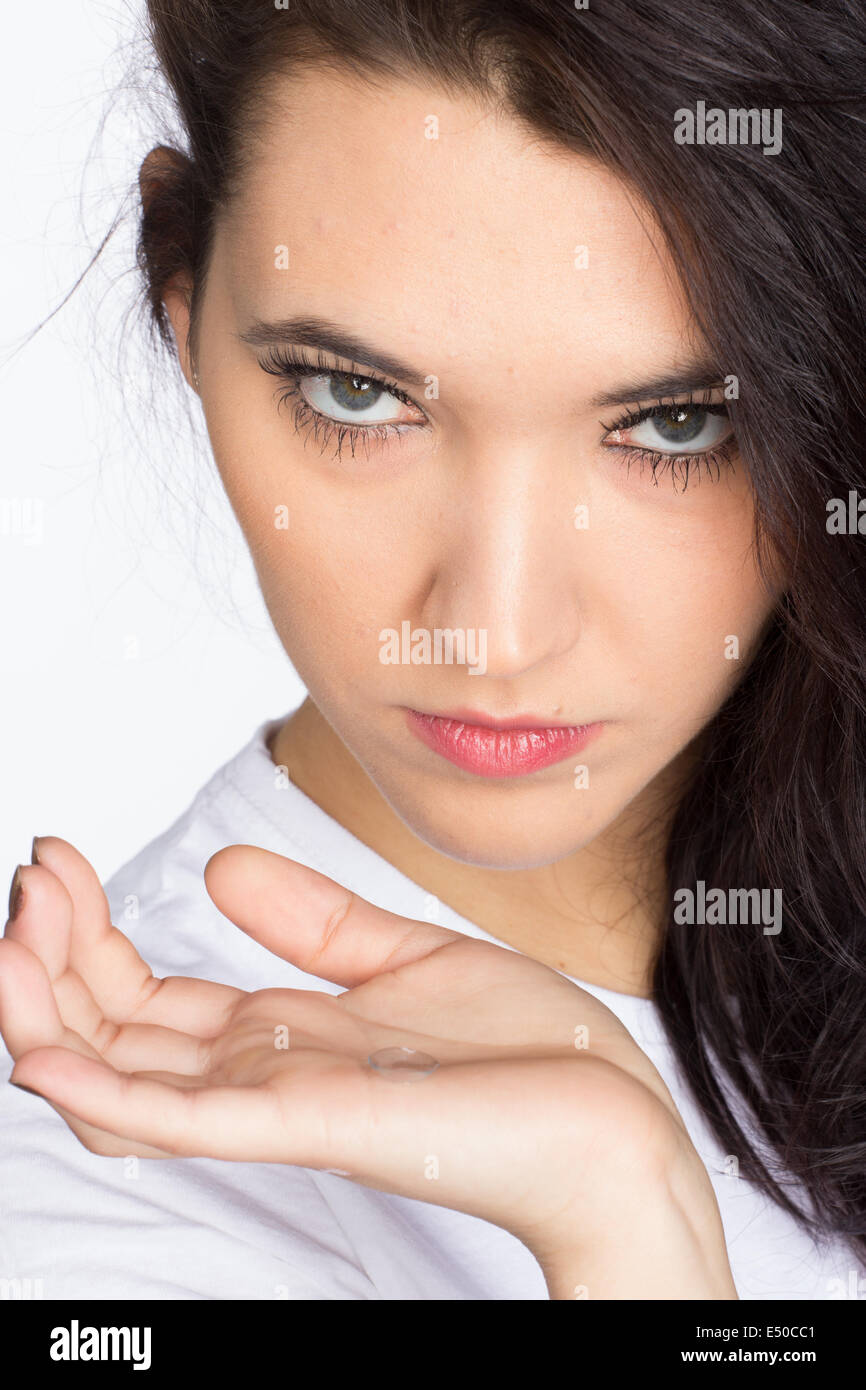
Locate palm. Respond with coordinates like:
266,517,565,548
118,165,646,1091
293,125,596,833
0,837,691,1249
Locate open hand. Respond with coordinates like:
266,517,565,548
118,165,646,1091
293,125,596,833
0,837,733,1291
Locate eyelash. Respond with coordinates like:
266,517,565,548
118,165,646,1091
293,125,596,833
598,395,737,490
259,346,418,463
258,347,737,486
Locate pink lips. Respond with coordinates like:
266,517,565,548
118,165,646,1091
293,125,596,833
404,707,602,778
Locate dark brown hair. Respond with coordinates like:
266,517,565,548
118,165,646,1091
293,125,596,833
137,0,866,1262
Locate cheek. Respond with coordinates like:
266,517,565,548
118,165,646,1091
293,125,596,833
230,476,418,680
594,486,777,719
203,385,416,669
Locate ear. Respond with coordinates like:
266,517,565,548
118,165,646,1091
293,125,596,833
162,273,198,394
138,146,199,394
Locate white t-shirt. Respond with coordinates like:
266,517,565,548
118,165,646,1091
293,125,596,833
1,709,862,1300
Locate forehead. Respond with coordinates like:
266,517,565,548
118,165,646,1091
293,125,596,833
216,63,695,401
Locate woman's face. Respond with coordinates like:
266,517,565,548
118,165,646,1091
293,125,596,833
168,64,780,870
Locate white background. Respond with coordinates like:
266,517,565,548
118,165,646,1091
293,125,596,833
1,1,305,890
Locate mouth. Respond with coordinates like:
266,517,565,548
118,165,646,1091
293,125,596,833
403,707,603,778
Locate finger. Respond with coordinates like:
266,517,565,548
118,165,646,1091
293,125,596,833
205,845,465,987
0,935,206,1072
3,865,117,1050
0,936,71,1056
9,1047,332,1164
91,1022,209,1076
25,835,114,954
0,946,176,1156
110,1069,207,1088
14,1087,178,1160
1,863,222,1069
26,837,247,1035
4,860,74,980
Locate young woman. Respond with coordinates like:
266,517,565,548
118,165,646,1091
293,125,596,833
1,0,864,1301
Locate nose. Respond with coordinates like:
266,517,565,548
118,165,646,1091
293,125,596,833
418,440,584,680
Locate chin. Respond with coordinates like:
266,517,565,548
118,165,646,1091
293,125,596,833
377,782,608,871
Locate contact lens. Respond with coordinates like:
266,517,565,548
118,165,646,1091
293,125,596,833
367,1046,440,1082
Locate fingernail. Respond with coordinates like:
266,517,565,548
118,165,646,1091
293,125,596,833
31,836,41,866
7,866,24,922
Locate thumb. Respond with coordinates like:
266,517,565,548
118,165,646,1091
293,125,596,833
203,845,463,987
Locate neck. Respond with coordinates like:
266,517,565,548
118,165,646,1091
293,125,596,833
269,697,689,998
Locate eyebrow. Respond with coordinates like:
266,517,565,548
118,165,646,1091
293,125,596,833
238,316,430,388
588,359,725,409
239,316,724,404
